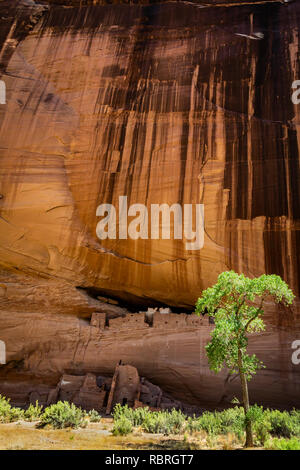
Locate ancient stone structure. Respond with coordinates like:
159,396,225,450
47,373,107,410
106,363,140,412
18,364,196,413
0,0,299,409
0,305,299,409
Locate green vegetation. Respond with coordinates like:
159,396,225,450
142,408,185,435
195,271,294,447
0,395,299,449
111,404,300,448
265,437,300,450
112,404,185,435
112,415,133,436
24,401,43,421
0,395,24,423
186,406,245,439
267,409,300,438
39,401,85,429
87,409,101,423
112,404,189,436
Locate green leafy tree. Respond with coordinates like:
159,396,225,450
195,271,294,447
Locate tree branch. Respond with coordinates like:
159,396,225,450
243,296,265,332
235,294,247,317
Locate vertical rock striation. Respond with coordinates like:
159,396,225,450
0,1,299,407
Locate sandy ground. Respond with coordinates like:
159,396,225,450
0,419,207,450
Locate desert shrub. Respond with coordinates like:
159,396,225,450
141,409,185,435
112,403,134,422
187,411,219,436
192,411,221,436
39,401,84,429
131,406,151,427
110,404,300,442
112,416,133,436
142,411,170,434
0,395,24,423
87,409,101,423
265,437,300,450
246,407,300,442
130,408,186,435
165,409,186,434
187,406,299,443
112,405,185,435
7,406,24,422
6,406,24,422
254,419,271,446
290,409,300,435
24,401,43,421
246,404,264,425
0,395,15,422
246,405,271,445
186,415,202,433
186,407,244,438
113,405,243,437
266,409,299,438
218,407,244,437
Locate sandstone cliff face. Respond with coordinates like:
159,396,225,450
0,1,299,308
0,1,299,408
0,307,299,408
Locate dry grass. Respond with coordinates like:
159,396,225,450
0,420,186,450
0,420,246,450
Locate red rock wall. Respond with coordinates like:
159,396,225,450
0,1,299,408
0,1,299,309
0,308,299,408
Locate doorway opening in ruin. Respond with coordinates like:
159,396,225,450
145,313,154,327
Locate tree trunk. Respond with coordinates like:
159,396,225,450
238,348,254,447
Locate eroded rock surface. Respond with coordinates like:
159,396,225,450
0,306,299,408
0,1,299,307
0,1,299,408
